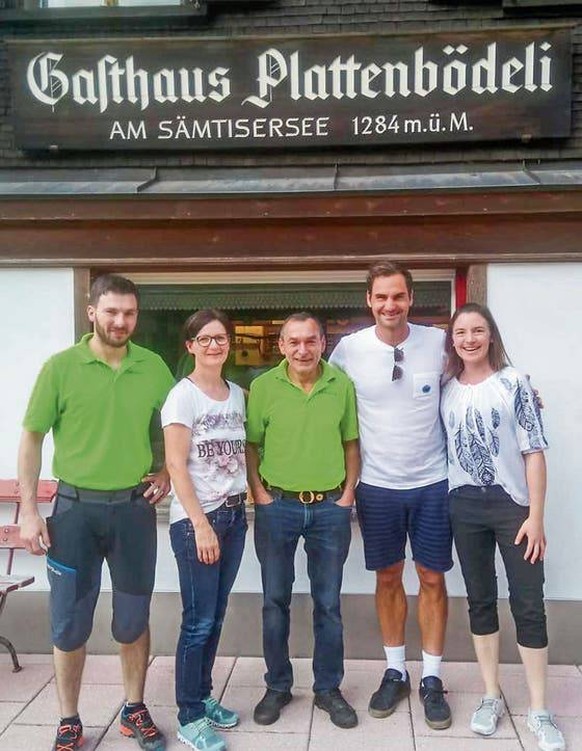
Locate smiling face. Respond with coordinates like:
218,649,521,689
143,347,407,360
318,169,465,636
367,273,413,343
186,319,231,368
87,291,138,349
278,317,325,381
451,311,492,368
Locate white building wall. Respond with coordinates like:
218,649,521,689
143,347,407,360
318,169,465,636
0,268,75,590
487,263,582,601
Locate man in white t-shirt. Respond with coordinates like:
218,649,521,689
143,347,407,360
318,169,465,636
329,261,452,731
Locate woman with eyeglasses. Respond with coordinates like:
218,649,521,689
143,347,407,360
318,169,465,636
161,309,247,751
441,303,565,751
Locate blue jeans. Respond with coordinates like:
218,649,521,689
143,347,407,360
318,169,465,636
170,504,247,725
254,490,352,693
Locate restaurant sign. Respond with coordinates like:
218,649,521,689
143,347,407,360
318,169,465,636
7,28,572,151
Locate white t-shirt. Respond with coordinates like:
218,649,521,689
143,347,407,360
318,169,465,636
329,323,447,489
161,378,247,523
441,366,548,506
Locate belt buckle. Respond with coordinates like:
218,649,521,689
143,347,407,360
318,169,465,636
298,490,315,505
225,494,241,508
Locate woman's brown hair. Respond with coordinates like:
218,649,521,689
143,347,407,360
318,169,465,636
182,309,234,344
444,302,511,380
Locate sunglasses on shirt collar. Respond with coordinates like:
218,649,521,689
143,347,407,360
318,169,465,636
392,347,404,381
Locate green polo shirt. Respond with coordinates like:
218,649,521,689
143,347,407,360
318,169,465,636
246,359,358,491
23,334,175,490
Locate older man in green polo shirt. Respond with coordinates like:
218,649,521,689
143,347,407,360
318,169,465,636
18,274,174,751
246,311,360,730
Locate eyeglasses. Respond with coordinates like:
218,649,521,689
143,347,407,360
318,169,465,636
392,347,404,381
193,334,230,348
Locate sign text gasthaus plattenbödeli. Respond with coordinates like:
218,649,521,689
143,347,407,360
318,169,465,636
7,28,572,151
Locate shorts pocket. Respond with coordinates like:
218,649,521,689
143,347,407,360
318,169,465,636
51,495,77,521
46,556,78,641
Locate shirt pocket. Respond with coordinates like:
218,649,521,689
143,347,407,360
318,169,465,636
412,371,440,399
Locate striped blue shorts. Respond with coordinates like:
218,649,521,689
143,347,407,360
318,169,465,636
356,479,453,573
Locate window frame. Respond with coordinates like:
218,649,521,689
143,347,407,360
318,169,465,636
2,0,273,24
1,1,208,24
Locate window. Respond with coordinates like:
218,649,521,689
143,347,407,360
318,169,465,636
41,0,184,6
128,273,456,382
3,0,270,18
3,0,206,22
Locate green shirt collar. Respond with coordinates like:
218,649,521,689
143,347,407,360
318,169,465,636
76,333,146,366
274,358,337,390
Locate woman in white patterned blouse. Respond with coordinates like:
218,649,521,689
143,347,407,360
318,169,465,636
441,303,565,751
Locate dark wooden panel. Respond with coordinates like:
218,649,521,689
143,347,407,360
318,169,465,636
505,0,582,7
467,264,488,304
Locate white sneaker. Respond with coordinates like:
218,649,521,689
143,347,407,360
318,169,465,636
470,696,505,736
527,710,566,751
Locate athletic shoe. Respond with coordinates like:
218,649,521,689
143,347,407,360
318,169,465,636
419,676,452,729
314,688,358,729
120,703,166,751
470,696,505,736
253,688,293,725
177,717,225,751
527,709,566,751
368,668,411,718
53,717,84,751
203,696,239,729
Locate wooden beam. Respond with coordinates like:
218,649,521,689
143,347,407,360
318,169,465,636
1,213,582,266
3,190,582,222
73,268,91,340
466,265,488,305
2,190,582,267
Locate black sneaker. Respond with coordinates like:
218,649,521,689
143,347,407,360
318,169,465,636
53,716,83,751
368,669,411,718
119,703,166,750
314,688,358,729
419,676,452,730
253,688,293,725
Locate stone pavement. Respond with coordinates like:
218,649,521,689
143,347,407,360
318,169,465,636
0,655,580,750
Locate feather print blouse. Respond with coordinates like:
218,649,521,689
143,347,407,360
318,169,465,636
441,367,547,506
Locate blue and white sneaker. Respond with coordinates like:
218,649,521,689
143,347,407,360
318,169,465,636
177,717,225,751
203,697,239,729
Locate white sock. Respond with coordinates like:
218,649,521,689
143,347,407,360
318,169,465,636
421,650,443,680
384,645,406,679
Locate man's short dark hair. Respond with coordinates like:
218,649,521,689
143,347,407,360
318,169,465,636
279,311,325,339
366,261,413,296
89,274,140,307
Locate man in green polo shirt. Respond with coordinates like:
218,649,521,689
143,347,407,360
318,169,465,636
246,312,360,730
18,274,174,751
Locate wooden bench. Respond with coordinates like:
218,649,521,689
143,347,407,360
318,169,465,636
0,479,56,672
